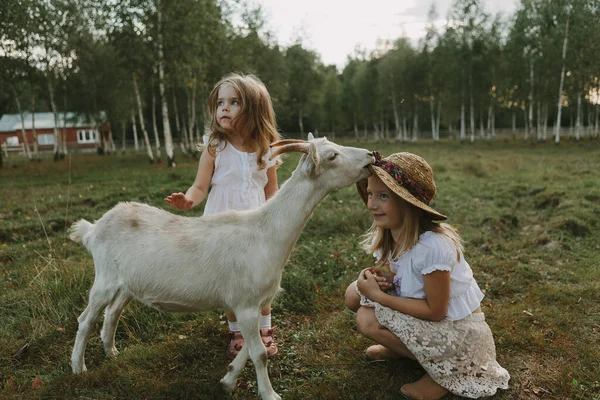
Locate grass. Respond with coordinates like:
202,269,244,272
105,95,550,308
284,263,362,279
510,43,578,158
1,138,599,399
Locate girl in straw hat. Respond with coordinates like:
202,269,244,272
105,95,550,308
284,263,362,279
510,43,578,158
345,152,509,400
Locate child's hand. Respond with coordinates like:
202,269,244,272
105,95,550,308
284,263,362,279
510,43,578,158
164,192,194,210
357,268,389,300
359,268,393,290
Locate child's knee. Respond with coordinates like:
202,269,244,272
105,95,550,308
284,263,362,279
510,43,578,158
344,281,360,312
355,306,378,335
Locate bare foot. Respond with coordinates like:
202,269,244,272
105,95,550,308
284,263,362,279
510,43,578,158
400,373,449,400
365,344,404,361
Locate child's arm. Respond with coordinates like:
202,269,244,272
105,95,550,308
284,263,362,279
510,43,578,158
164,149,215,210
264,166,278,200
357,269,450,321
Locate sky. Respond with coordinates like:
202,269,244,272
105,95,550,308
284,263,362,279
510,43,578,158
255,0,519,68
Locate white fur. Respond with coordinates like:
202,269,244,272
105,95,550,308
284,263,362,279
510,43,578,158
68,135,373,400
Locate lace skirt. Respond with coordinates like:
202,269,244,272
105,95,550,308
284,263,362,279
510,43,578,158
359,293,510,398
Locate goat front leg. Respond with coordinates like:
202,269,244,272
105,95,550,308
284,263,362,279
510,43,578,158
238,309,281,400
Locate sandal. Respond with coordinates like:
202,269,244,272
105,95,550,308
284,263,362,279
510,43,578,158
365,344,403,361
226,331,244,360
260,328,278,357
400,374,449,400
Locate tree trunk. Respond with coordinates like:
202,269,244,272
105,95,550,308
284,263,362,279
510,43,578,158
173,91,187,153
486,102,492,139
512,112,516,136
47,78,61,160
535,101,542,142
460,101,466,142
133,75,155,162
62,97,69,156
491,102,495,139
30,93,39,159
12,88,32,160
156,0,175,166
151,88,162,155
412,111,418,143
479,114,484,140
131,110,139,151
575,90,582,140
524,108,529,141
528,54,534,142
469,74,475,142
436,99,442,141
543,103,549,141
298,108,304,136
121,119,127,153
188,73,197,149
430,98,436,140
392,91,401,137
554,8,570,145
594,104,598,139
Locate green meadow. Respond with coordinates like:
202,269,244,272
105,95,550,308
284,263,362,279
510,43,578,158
1,139,599,399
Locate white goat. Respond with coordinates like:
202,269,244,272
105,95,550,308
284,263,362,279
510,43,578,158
68,133,374,400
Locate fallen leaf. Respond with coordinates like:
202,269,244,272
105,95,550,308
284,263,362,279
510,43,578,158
32,377,43,389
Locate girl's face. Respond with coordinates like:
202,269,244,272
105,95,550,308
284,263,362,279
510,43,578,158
366,175,405,234
216,84,242,131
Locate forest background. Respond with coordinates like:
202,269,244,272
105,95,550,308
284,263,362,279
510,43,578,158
1,0,599,167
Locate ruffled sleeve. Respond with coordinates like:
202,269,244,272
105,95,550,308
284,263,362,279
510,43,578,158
416,232,457,275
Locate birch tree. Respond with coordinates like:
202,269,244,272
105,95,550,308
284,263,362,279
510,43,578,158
553,2,571,144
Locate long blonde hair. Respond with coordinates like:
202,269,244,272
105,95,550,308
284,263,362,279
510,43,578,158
361,197,463,266
204,73,281,169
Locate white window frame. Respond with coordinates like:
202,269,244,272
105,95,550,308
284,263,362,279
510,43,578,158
38,134,55,145
77,129,98,144
6,136,19,146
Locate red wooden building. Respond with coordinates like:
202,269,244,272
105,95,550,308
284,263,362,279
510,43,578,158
0,112,109,152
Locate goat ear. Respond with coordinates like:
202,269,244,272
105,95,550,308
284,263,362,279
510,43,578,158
302,141,320,176
307,132,315,141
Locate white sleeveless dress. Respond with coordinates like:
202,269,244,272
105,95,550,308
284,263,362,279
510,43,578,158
203,136,280,216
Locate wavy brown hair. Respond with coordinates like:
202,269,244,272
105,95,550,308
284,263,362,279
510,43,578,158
362,197,463,266
204,73,281,169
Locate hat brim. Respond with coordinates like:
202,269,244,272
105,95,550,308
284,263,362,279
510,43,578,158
356,165,448,221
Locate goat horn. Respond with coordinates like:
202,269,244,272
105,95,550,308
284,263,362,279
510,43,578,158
270,139,307,147
270,142,309,158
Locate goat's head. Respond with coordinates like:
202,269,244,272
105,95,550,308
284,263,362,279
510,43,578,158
271,133,374,190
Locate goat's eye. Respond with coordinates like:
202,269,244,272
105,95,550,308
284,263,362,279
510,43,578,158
328,153,338,161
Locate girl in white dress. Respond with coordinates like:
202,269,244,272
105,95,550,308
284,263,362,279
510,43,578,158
165,73,281,359
345,152,509,400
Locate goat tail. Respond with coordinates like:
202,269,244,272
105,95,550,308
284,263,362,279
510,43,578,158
69,219,94,243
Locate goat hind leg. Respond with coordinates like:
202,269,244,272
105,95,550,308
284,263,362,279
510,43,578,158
71,285,115,373
100,291,133,358
220,344,249,393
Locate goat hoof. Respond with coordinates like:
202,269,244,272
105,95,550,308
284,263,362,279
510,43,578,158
72,364,87,374
220,376,237,393
105,347,119,358
260,392,281,400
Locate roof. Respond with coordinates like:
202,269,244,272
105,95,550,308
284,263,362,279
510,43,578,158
0,112,106,132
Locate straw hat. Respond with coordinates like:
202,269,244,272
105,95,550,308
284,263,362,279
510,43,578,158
356,152,447,221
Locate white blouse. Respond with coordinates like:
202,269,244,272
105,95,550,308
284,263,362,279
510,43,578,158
375,231,484,321
203,136,280,216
